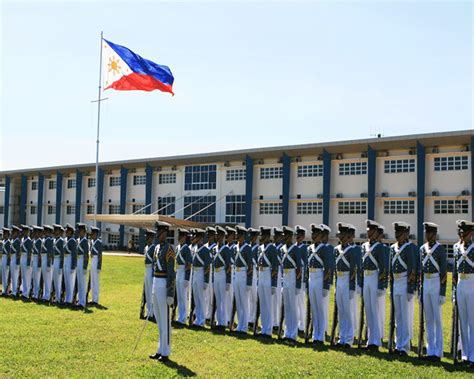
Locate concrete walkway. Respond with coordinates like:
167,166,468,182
103,251,143,257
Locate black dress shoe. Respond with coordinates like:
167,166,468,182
398,350,408,357
158,355,169,362
149,353,161,360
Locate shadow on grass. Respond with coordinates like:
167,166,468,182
162,359,197,377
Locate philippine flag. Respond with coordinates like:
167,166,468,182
102,39,174,95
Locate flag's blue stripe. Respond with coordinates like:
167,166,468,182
104,39,174,86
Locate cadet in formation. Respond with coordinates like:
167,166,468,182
143,229,156,320
191,228,211,328
1,228,11,296
64,224,77,306
175,228,192,325
41,225,54,302
19,225,33,299
31,226,43,300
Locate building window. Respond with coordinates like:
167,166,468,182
132,204,146,214
226,169,246,181
225,195,246,223
297,164,323,177
159,173,176,184
184,165,217,191
66,205,76,215
0,206,4,214
339,162,367,176
109,205,120,214
338,201,367,214
108,234,120,244
67,179,76,189
88,178,96,188
434,199,469,214
296,201,322,215
383,200,415,214
48,180,56,190
434,155,468,171
384,159,415,174
259,202,282,215
133,175,146,185
31,181,38,191
184,196,216,223
260,167,283,180
47,205,56,215
30,206,37,215
87,205,95,215
131,234,140,246
109,176,121,187
157,196,176,216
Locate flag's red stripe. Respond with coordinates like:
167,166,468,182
105,73,174,95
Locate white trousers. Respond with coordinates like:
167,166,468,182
283,269,298,340
363,271,382,346
273,267,282,327
205,268,213,320
63,255,76,303
1,255,9,294
234,269,249,332
457,274,474,362
257,268,273,335
145,265,155,317
309,270,328,342
20,254,32,297
76,256,87,306
226,266,234,325
192,268,206,326
214,269,228,326
378,292,386,339
297,281,306,332
152,277,171,357
393,275,410,353
32,255,42,299
176,266,188,323
10,259,19,296
249,266,258,323
53,257,63,303
336,273,353,345
41,254,52,301
423,275,443,357
90,256,100,304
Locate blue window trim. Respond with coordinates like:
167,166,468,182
20,175,27,225
139,164,154,252
367,145,376,220
3,176,10,226
245,155,253,227
119,166,128,248
55,172,63,224
282,154,290,226
75,170,83,224
416,141,425,246
37,174,44,226
323,150,331,226
96,168,104,230
471,136,474,221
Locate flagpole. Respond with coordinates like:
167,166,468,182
94,31,104,227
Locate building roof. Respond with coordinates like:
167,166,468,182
1,129,472,177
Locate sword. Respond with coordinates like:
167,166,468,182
132,310,152,354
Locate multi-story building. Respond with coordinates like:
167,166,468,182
1,130,473,255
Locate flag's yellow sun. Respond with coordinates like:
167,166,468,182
108,57,121,74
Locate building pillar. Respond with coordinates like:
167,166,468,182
416,141,425,246
119,166,128,248
471,136,474,221
322,150,331,226
55,172,63,225
282,154,291,226
245,155,254,228
75,170,83,224
139,164,153,252
96,168,104,231
367,145,376,220
37,174,44,226
4,176,10,226
20,175,27,225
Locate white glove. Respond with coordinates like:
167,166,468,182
356,287,361,295
377,289,386,297
226,283,231,291
349,290,355,300
184,281,189,289
439,296,446,305
322,289,329,298
166,296,174,306
271,287,276,295
246,286,251,293
203,283,208,291
71,270,75,274
296,288,301,295
407,293,414,302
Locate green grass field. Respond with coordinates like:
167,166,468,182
0,255,472,378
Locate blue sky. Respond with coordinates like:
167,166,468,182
1,0,472,171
